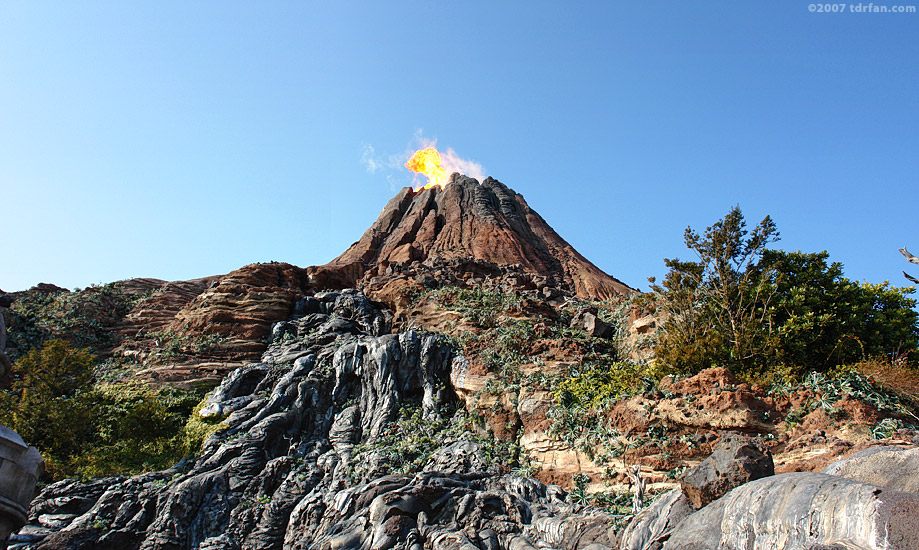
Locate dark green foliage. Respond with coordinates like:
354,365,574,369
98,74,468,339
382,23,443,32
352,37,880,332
3,340,97,465
6,283,148,359
649,206,779,373
1,339,208,480
74,383,207,479
651,207,919,376
761,251,919,373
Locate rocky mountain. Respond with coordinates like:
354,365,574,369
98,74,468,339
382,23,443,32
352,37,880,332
11,289,919,550
5,176,634,387
314,175,634,301
4,175,919,549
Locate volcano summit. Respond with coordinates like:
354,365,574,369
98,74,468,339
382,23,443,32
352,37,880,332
317,174,633,301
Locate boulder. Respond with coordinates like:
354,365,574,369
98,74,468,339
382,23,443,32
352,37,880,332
570,310,613,339
664,472,919,550
823,445,919,492
679,434,774,509
619,489,694,550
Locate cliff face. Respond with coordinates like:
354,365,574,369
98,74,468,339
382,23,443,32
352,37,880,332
9,178,919,550
21,291,620,550
324,175,633,301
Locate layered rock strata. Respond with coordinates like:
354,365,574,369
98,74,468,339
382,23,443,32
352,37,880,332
321,175,633,301
15,291,617,550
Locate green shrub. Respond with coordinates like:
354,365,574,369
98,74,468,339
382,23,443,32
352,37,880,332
73,383,205,479
6,283,149,359
1,339,97,471
554,361,667,410
650,207,919,376
0,339,209,480
761,251,918,375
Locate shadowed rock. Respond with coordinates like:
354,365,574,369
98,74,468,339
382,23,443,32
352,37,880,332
664,472,919,550
18,290,618,550
679,434,774,509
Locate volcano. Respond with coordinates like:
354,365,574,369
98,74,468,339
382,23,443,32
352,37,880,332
315,174,633,300
5,174,634,385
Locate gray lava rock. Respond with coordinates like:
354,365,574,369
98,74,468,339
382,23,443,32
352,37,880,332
679,434,773,509
17,290,616,550
822,445,919,492
423,440,497,475
664,472,919,550
619,489,694,550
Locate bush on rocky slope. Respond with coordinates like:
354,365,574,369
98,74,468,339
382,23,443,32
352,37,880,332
6,282,151,360
0,339,210,480
647,206,919,378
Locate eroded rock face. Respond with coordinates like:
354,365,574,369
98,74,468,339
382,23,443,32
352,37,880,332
664,472,919,550
16,291,617,550
618,489,693,550
823,446,919,492
118,263,313,385
322,175,633,301
679,434,774,510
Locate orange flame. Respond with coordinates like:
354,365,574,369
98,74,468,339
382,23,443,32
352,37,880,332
405,147,448,190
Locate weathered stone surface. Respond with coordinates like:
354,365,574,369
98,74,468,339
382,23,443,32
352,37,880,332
16,291,616,550
664,472,919,550
0,303,10,377
322,175,634,301
113,264,317,385
169,263,312,354
619,489,693,550
823,446,919,492
0,426,43,545
679,434,774,509
571,311,613,339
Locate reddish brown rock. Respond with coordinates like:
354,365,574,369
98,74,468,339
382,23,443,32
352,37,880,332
169,262,311,352
322,175,634,300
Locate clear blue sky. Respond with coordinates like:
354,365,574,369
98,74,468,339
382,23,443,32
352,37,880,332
2,2,917,292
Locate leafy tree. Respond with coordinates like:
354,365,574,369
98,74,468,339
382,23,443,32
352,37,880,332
759,250,856,369
649,206,779,372
0,339,209,480
651,208,919,377
2,339,97,470
760,251,918,373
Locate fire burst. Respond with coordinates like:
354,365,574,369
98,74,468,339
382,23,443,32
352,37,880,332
405,147,448,190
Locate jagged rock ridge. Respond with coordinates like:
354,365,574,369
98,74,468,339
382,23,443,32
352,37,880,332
321,174,633,301
17,290,616,550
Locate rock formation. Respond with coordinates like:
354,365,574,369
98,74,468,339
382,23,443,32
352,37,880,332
8,178,919,549
14,291,617,550
318,175,633,301
8,177,636,388
665,472,919,550
679,435,774,510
